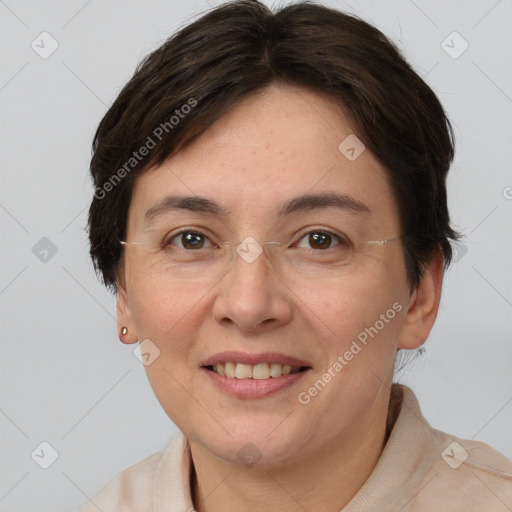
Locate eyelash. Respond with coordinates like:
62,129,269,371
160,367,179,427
160,228,350,251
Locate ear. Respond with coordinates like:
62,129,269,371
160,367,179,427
116,284,139,344
398,248,444,349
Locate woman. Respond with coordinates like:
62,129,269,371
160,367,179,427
81,1,512,510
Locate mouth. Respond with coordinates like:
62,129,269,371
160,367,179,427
205,362,308,379
200,352,312,398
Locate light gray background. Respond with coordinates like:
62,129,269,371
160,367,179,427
1,0,511,510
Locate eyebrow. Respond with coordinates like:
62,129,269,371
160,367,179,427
143,192,370,225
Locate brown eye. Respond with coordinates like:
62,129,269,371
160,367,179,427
297,230,345,250
163,231,211,250
308,232,332,250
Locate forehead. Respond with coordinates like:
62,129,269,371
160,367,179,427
128,84,399,230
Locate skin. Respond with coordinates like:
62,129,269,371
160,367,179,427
116,82,444,511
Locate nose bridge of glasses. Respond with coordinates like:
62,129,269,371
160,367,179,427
225,238,281,266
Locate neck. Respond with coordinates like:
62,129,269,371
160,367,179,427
190,387,395,512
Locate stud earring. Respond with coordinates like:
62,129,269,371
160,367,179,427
121,326,128,335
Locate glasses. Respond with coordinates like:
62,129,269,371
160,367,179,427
119,226,401,283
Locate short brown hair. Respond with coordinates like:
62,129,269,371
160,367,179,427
88,0,460,294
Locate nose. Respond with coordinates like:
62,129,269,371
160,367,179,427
211,241,293,332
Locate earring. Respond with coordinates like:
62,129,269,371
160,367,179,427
121,326,128,335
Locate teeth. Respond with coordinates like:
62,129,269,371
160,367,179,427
210,362,303,379
270,363,282,378
225,362,236,378
235,363,253,379
252,363,270,380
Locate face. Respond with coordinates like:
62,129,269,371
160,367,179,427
118,83,419,468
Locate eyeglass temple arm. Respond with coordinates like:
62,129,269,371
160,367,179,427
119,238,400,246
119,240,144,246
365,237,401,246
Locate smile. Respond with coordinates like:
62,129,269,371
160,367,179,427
201,351,312,398
207,362,305,379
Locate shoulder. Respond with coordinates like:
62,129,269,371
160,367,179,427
416,428,512,511
75,431,185,512
396,388,512,512
383,385,512,511
76,450,164,512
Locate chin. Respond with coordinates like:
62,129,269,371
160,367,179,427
191,420,312,469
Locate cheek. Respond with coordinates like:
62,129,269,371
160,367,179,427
304,268,401,332
128,272,200,358
299,268,404,381
128,278,203,428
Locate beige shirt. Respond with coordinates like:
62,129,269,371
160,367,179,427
77,384,512,511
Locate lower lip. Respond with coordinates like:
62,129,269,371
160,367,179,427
202,367,310,399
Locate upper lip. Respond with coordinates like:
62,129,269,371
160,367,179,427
201,351,312,368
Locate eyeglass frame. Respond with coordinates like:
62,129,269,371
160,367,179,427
118,235,402,267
